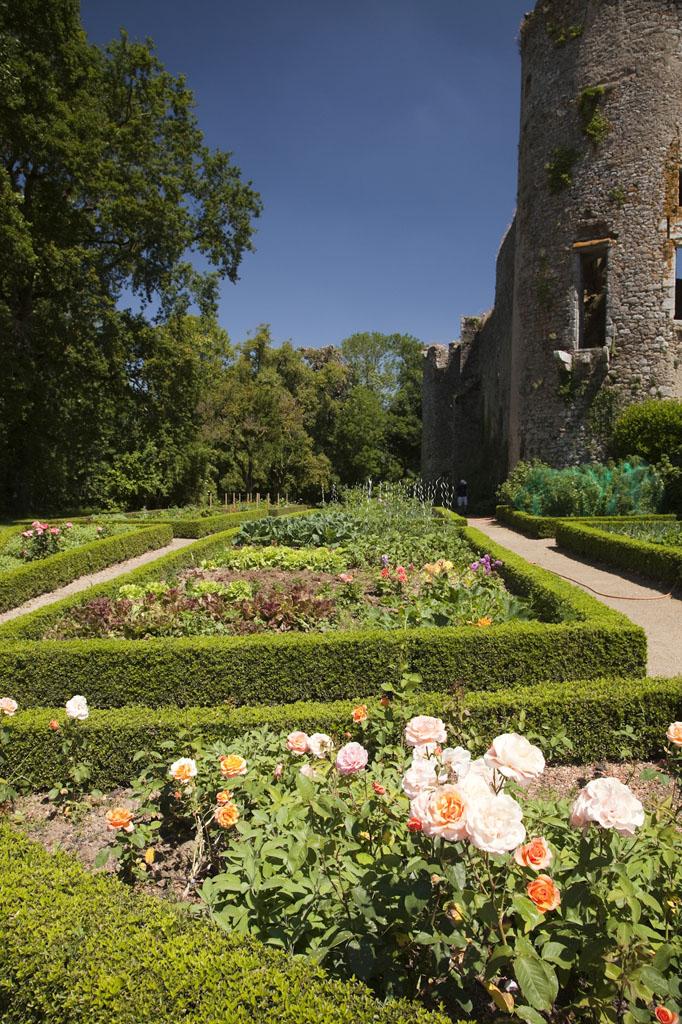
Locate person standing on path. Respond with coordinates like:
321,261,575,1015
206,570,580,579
456,479,468,512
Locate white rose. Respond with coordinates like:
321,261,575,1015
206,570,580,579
570,777,644,836
307,733,334,758
402,759,438,800
466,793,526,854
169,757,197,783
457,769,494,801
417,784,469,842
0,697,18,717
405,715,447,748
440,746,471,777
484,733,545,787
65,695,89,721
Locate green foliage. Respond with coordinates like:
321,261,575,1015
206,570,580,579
4,677,680,791
600,520,682,547
201,544,348,573
128,507,273,538
498,459,664,517
556,521,682,586
0,524,171,613
0,521,646,708
611,399,682,512
545,147,578,193
546,20,584,46
0,826,448,1024
0,520,130,572
0,0,261,514
578,86,610,145
495,505,675,540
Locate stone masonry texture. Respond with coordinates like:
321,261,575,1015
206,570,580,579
422,0,682,499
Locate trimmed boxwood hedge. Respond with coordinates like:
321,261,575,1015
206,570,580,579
496,505,676,539
556,521,682,586
0,524,173,614
0,826,449,1024
0,520,646,708
127,505,308,537
6,677,680,791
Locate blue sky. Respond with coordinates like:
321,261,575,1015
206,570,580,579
80,0,531,348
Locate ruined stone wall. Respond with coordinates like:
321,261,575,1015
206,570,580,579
510,0,682,466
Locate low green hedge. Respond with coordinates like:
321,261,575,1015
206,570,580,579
0,521,646,708
137,507,271,538
556,521,682,586
7,677,680,791
0,827,448,1024
496,505,676,539
0,524,173,614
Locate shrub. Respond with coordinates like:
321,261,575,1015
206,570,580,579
556,521,682,586
0,524,172,613
497,459,664,517
0,826,449,1024
495,505,676,539
611,399,682,512
3,676,679,791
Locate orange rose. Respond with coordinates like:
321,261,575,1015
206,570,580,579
106,807,134,831
655,1008,679,1024
380,695,390,708
214,802,239,828
219,754,247,778
352,704,368,723
48,719,60,732
527,874,561,913
372,781,386,796
514,836,552,871
476,616,493,628
407,816,422,832
216,789,233,805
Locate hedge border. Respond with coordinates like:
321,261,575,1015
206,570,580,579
496,505,676,539
0,826,449,1024
129,505,306,538
0,514,646,709
555,520,682,586
6,677,680,791
0,524,173,614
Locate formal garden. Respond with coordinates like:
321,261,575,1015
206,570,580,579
2,484,682,1023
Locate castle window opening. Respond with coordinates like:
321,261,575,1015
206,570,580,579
577,246,608,348
675,247,682,320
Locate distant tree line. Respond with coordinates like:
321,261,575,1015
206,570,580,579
0,1,422,513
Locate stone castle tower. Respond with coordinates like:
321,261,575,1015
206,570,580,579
422,0,682,499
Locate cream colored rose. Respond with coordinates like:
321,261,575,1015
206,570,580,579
308,733,333,758
457,769,493,801
416,784,468,842
65,695,89,721
439,746,471,779
401,759,438,800
404,715,447,749
484,733,545,787
466,792,525,854
666,722,682,747
570,777,644,836
299,764,318,780
286,731,309,755
0,697,18,717
169,757,197,784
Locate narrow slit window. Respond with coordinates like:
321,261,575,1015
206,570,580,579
675,248,682,320
578,248,607,348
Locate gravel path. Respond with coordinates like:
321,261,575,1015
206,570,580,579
469,517,682,677
0,538,195,625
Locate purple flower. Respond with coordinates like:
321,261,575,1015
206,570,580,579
470,561,480,571
381,554,390,568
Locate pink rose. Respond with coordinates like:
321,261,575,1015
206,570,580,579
466,792,526,854
401,759,438,800
412,784,468,842
570,777,644,836
286,731,309,755
484,733,545,787
404,715,447,749
0,697,18,717
335,741,369,775
65,522,74,529
49,527,60,536
273,762,284,779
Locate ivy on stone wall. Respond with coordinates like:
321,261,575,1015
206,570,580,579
578,86,611,146
545,147,579,193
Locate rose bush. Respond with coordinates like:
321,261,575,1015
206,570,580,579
99,678,682,1022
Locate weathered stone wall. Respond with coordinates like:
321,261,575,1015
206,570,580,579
423,0,682,496
510,0,682,466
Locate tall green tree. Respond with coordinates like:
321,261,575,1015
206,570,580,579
0,0,261,512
